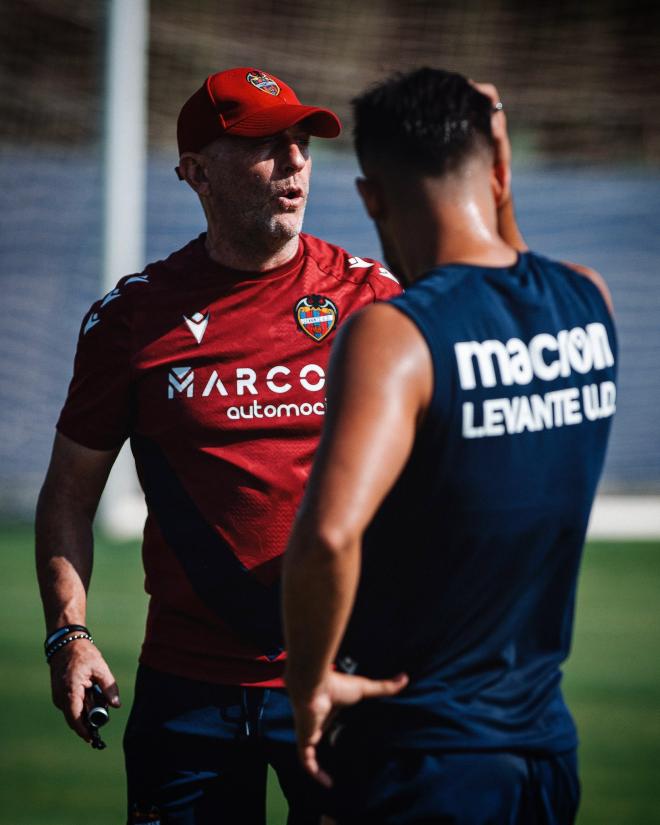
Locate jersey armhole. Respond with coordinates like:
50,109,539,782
387,297,441,423
561,261,614,317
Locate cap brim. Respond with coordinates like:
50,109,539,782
227,104,342,139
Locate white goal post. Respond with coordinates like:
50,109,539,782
98,0,149,538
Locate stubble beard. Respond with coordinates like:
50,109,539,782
237,199,307,258
205,175,308,264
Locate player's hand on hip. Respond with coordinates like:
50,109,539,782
470,80,512,203
291,670,408,788
49,640,120,742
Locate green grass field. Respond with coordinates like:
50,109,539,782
1,525,658,824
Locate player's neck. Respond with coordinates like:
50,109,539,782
394,185,517,283
204,223,300,273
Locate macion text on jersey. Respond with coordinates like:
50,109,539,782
454,323,616,439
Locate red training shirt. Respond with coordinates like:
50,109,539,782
57,233,401,685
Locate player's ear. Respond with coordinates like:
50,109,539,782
178,153,211,196
356,177,386,220
490,154,511,208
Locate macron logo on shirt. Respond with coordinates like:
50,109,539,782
183,311,210,344
454,323,616,439
348,256,399,285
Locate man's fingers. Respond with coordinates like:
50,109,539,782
49,645,119,742
292,671,407,790
469,78,512,205
323,670,409,707
470,80,501,107
302,744,333,789
359,672,409,699
320,706,342,735
63,687,91,741
468,79,509,148
294,703,334,788
469,81,506,132
360,672,409,698
94,667,121,708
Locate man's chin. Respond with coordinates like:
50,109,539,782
269,211,305,242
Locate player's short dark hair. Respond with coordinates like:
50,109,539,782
352,67,494,177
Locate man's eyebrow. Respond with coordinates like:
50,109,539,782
285,127,311,139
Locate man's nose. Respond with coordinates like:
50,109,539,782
282,141,308,174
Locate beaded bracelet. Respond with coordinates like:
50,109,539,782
45,632,94,663
44,624,90,652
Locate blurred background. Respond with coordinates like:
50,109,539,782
0,1,658,823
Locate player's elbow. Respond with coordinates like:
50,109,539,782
288,515,361,566
313,522,359,560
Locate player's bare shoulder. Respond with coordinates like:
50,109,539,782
331,300,433,417
562,260,614,316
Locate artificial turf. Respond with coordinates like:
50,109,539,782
1,525,658,824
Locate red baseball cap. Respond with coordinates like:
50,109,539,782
177,68,342,155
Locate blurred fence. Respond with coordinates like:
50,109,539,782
1,147,659,516
1,1,659,518
2,1,660,162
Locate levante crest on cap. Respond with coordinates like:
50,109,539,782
246,71,280,96
294,295,338,342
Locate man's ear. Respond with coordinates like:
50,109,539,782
356,176,386,221
178,154,211,196
490,154,511,208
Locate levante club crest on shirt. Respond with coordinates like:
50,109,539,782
294,295,338,342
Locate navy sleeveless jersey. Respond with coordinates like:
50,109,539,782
338,251,617,754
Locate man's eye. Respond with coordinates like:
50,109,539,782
291,136,310,153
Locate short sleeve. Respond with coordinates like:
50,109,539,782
56,291,133,451
367,261,403,301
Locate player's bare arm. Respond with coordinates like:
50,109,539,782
36,432,121,741
473,81,614,317
283,302,433,784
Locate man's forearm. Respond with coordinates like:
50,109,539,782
283,528,361,696
35,434,121,740
35,483,94,631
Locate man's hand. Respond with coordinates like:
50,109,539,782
49,640,120,742
288,670,408,788
471,80,528,252
471,80,511,203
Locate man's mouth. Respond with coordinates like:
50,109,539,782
275,187,305,210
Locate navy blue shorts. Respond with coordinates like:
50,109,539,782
123,665,326,825
322,730,579,825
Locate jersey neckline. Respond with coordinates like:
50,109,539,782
186,233,305,284
424,251,528,278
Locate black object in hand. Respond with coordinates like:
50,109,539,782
85,683,110,750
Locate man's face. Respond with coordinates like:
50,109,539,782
356,170,407,283
200,127,312,246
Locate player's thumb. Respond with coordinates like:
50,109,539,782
94,664,121,707
361,672,409,699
